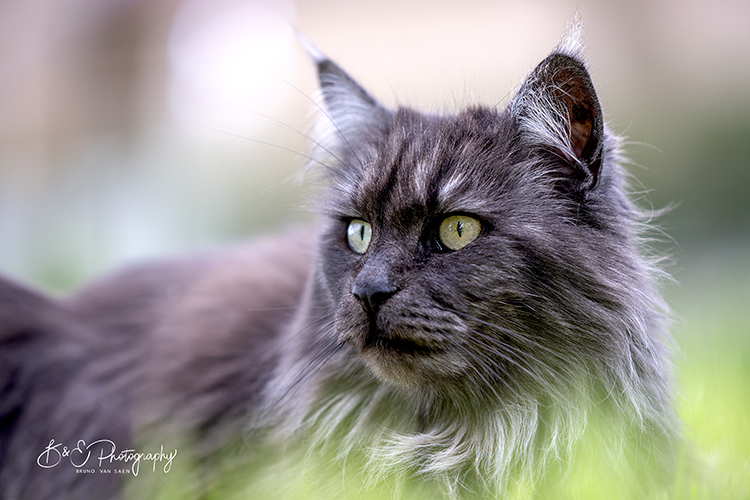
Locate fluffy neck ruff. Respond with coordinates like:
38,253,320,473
261,350,668,498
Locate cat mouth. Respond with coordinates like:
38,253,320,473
363,329,440,356
359,327,455,387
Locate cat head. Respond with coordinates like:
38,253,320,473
306,25,666,412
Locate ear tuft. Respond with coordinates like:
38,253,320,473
554,12,586,60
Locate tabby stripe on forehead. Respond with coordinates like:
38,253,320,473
411,159,431,202
438,171,469,206
411,138,441,202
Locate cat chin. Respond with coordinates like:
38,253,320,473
358,344,466,388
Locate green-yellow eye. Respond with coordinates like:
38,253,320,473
346,219,372,254
438,215,481,251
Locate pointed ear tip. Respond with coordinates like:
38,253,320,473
295,31,328,64
554,14,587,60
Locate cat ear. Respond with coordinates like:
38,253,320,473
510,21,604,192
300,36,389,140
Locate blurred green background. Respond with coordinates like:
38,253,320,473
1,0,748,497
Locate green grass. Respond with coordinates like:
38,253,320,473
671,252,750,499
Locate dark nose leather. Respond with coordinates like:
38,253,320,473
352,282,398,317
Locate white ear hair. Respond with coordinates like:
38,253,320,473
554,12,586,59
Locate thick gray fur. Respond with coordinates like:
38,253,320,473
0,20,677,499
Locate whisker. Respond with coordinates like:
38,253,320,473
432,305,571,398
299,336,341,382
260,311,337,366
208,103,359,179
436,305,570,366
209,127,356,184
277,323,345,405
460,328,566,401
445,336,523,403
269,70,367,171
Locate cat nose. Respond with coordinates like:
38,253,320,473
352,282,398,317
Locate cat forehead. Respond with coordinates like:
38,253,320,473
331,107,521,217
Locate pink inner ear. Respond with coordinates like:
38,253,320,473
570,114,593,160
561,83,595,161
513,52,604,183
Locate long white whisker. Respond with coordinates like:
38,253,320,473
444,336,523,403
460,328,568,401
214,104,360,179
270,71,367,171
278,324,345,405
210,127,356,184
436,305,570,366
432,305,572,398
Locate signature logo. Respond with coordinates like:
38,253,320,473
37,439,177,475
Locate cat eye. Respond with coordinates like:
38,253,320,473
438,215,481,251
346,219,372,254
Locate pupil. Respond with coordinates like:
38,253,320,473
359,225,365,241
456,220,463,237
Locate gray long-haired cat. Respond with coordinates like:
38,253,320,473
0,20,677,499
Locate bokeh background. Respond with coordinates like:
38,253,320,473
1,0,748,496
